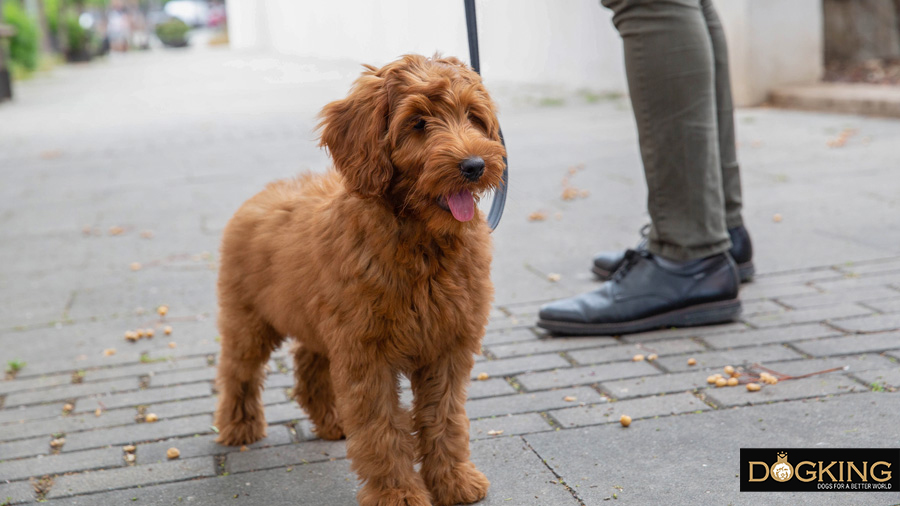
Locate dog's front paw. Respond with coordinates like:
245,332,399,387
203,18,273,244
427,461,489,506
357,485,432,506
214,417,267,447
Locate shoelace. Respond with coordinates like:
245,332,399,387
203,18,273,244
611,248,651,282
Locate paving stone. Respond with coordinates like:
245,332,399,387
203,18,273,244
264,402,308,425
149,366,216,387
0,480,35,505
0,374,73,396
0,434,50,460
763,353,897,377
64,414,212,452
19,350,147,379
227,439,347,473
741,299,784,316
149,395,217,420
549,391,710,428
752,268,843,286
812,271,900,292
82,356,209,382
4,378,139,408
485,316,531,333
701,323,843,349
486,336,617,359
791,332,900,357
465,386,605,419
862,296,900,313
837,258,900,276
775,286,900,310
653,344,803,373
568,338,706,365
264,373,295,389
80,382,212,412
40,460,357,506
742,303,872,328
525,392,900,505
620,321,749,343
1,407,137,442
829,313,900,333
738,282,821,301
47,455,216,498
138,426,294,464
704,375,865,407
516,361,661,391
600,370,714,399
468,378,516,399
470,353,570,380
853,368,900,391
481,327,540,346
469,413,552,440
0,446,122,482
146,339,221,360
0,402,67,425
467,436,582,505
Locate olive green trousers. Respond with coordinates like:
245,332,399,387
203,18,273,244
601,0,744,260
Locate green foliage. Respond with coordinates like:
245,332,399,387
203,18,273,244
6,359,26,374
2,1,39,71
155,17,189,47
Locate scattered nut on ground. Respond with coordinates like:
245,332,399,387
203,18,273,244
130,262,142,271
646,354,658,361
125,454,136,463
746,383,761,392
168,342,177,348
166,447,181,459
487,430,504,436
94,408,102,417
632,354,645,362
103,348,116,356
145,413,159,423
123,445,136,452
687,358,697,366
164,326,173,335
707,375,718,384
547,273,561,282
723,365,735,376
145,329,155,338
563,396,577,402
63,403,74,412
50,438,65,448
620,415,632,427
157,305,169,316
715,377,727,387
476,372,489,381
727,377,739,387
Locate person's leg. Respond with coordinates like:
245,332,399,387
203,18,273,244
603,0,729,261
538,0,742,336
700,0,742,229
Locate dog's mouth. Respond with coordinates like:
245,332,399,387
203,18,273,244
437,189,476,222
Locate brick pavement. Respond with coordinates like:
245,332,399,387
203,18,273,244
1,50,899,505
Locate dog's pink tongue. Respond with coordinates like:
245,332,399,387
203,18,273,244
447,189,475,222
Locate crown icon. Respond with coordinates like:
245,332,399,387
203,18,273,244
777,452,788,460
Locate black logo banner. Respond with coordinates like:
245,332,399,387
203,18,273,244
741,448,899,492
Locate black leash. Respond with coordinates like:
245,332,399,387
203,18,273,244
464,0,508,232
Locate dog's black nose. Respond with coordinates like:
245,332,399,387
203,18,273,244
459,157,485,182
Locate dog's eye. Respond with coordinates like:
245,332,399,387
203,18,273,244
413,118,426,130
468,112,488,132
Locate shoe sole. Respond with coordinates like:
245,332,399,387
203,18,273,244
593,262,756,284
537,298,742,336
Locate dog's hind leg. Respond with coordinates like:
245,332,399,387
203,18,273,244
214,308,281,446
292,344,344,440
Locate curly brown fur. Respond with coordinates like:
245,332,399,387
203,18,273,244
214,54,505,506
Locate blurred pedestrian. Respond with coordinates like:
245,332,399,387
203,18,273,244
538,0,754,335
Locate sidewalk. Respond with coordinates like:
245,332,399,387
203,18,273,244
1,48,899,506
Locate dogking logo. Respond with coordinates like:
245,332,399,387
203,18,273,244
770,452,793,482
741,448,899,492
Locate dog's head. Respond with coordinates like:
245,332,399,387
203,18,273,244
319,54,506,233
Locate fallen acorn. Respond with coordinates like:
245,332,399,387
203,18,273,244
476,372,489,381
632,354,645,362
50,438,65,448
63,403,74,413
746,383,761,392
164,326,173,335
620,415,632,427
168,342,177,349
687,358,697,366
157,305,169,317
727,377,739,387
723,365,735,376
123,445,136,453
103,348,117,356
167,447,181,460
563,396,577,402
125,454,136,463
145,413,159,423
145,328,155,338
715,377,728,388
646,354,658,362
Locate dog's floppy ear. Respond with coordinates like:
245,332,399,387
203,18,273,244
318,68,393,198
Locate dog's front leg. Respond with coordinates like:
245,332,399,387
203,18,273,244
330,351,431,506
412,348,490,506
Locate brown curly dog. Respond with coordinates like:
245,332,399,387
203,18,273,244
213,54,506,506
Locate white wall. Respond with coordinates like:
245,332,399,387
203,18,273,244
226,0,823,106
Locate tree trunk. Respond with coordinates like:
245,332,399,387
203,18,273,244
34,0,53,53
824,0,900,62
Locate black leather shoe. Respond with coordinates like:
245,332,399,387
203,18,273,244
542,250,741,335
592,225,755,283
